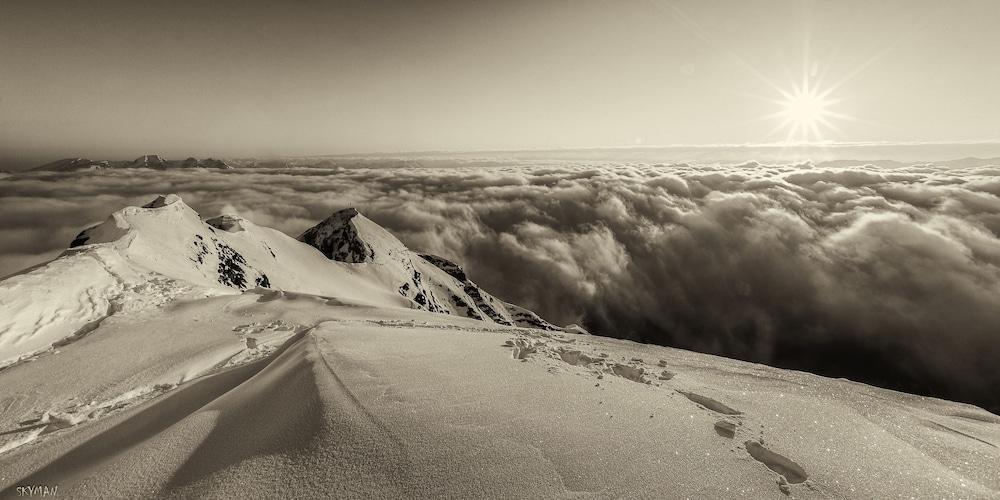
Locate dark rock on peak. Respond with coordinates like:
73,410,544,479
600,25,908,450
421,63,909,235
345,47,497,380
205,215,245,232
298,208,375,263
143,195,173,208
334,207,361,219
180,157,234,169
197,158,234,169
215,241,249,289
69,230,90,248
418,254,467,282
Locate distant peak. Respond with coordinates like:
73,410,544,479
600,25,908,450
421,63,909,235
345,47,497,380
130,155,167,168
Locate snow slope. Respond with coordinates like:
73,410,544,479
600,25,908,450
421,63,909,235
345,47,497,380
0,291,996,498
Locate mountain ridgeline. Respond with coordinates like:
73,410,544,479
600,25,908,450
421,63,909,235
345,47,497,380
0,195,559,368
33,155,235,171
296,205,558,328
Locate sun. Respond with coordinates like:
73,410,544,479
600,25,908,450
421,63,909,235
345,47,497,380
783,89,828,128
770,79,842,144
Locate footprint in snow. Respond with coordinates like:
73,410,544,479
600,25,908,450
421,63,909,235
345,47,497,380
610,364,646,383
678,391,742,415
505,338,538,360
744,440,809,490
557,349,602,367
714,420,737,439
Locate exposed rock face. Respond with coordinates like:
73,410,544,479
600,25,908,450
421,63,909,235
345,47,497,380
418,254,467,282
205,215,245,232
143,194,176,208
129,155,167,168
297,208,449,313
298,208,375,263
419,254,512,322
180,157,234,169
418,253,559,331
196,158,234,169
417,254,504,321
215,241,250,289
302,205,555,326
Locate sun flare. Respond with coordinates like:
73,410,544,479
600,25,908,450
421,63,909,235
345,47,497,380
770,79,842,144
783,89,828,128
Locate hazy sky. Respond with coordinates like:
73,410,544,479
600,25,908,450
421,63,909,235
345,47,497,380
2,0,998,167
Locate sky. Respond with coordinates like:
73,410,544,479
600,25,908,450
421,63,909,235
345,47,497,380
2,0,1000,168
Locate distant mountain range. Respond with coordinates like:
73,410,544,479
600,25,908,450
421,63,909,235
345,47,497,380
33,155,235,171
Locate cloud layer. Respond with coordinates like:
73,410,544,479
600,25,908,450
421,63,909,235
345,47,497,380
3,159,1000,412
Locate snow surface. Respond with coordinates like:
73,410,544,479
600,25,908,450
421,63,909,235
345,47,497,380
0,195,997,498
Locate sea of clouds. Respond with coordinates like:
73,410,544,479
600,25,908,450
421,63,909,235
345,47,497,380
3,159,1000,411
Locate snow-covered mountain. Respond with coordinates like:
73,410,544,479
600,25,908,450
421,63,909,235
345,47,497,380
32,156,235,171
0,194,555,368
1,195,998,499
298,208,558,329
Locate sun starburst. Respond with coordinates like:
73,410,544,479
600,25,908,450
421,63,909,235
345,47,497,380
769,78,842,144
